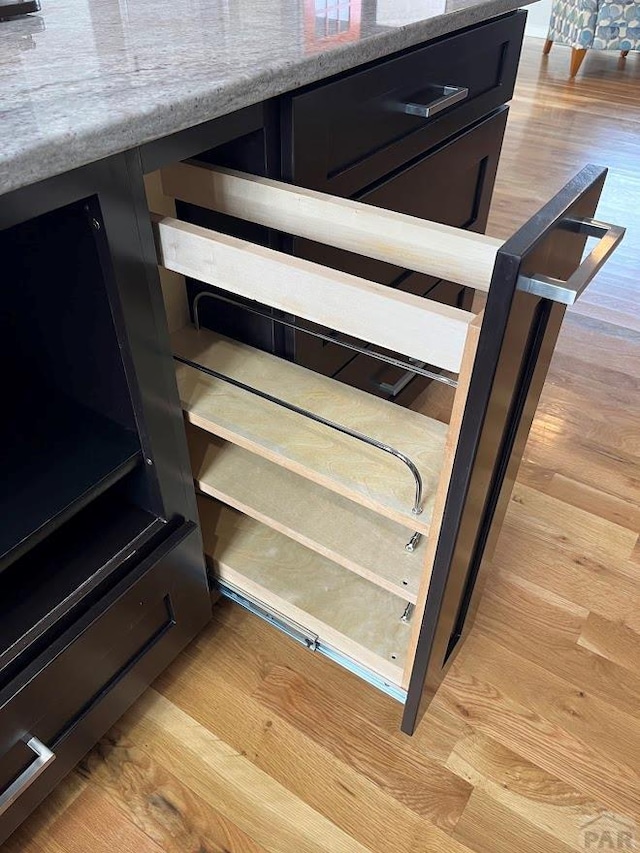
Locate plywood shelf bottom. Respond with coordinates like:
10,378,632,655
188,424,425,603
197,495,412,687
173,326,448,534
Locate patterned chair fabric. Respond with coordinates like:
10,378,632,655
548,0,640,50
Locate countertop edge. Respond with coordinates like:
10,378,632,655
1,1,527,197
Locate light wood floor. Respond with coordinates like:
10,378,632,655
6,37,640,853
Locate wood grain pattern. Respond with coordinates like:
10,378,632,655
160,162,502,293
577,611,640,670
143,171,189,333
156,215,474,371
12,39,640,853
155,605,473,852
187,423,424,602
77,728,271,853
119,690,371,853
197,494,412,684
446,732,605,849
403,311,483,687
173,326,449,533
33,785,164,853
254,664,472,828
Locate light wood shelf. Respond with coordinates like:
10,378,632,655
160,162,502,294
197,494,411,686
187,424,424,602
156,214,473,372
172,326,449,534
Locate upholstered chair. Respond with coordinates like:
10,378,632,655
543,0,640,76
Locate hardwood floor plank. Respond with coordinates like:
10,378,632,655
493,526,640,632
452,789,578,853
577,612,640,670
474,572,640,717
77,732,269,853
505,483,638,565
447,731,609,850
155,610,469,853
437,635,640,818
46,785,164,853
1,774,88,853
253,665,472,829
543,474,640,531
119,689,373,853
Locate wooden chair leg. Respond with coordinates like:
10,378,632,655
570,47,588,77
621,49,630,57
543,38,553,55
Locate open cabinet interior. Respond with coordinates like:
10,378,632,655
145,157,621,720
0,198,167,681
145,164,488,700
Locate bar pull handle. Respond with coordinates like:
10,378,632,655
0,736,56,816
401,85,469,118
518,217,625,305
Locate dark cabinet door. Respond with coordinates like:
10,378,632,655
291,108,508,395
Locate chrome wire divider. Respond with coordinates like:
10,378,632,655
174,351,425,519
192,290,458,389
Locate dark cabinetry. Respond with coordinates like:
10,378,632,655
283,13,524,195
0,522,202,841
0,157,211,844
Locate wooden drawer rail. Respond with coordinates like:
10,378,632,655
150,162,624,732
155,165,487,374
160,162,503,292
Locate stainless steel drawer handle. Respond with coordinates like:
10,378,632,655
0,736,56,816
518,216,626,305
402,85,469,119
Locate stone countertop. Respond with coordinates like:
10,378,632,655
1,0,528,196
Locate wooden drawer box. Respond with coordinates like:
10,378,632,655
283,12,526,196
0,522,208,842
151,161,623,734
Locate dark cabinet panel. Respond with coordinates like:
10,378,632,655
283,12,525,196
0,523,209,844
0,154,212,843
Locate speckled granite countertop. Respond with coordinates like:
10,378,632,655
0,0,529,196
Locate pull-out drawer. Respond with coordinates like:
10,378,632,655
0,521,209,843
152,160,623,734
283,12,525,196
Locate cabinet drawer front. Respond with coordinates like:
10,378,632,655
0,521,207,824
286,12,525,195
